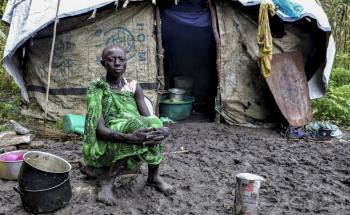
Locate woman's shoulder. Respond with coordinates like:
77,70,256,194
122,78,138,94
88,77,109,91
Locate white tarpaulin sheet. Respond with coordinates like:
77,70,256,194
237,0,331,31
2,0,145,101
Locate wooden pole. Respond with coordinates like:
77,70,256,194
44,0,61,120
209,0,222,123
155,4,165,116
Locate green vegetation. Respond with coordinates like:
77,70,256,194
0,0,25,131
312,55,350,126
312,0,350,127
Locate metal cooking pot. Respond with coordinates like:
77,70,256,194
18,151,71,190
14,176,72,214
168,88,186,101
173,76,193,96
16,151,72,213
0,150,27,180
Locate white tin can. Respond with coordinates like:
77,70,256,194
234,173,265,215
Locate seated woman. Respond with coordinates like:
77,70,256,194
82,45,175,205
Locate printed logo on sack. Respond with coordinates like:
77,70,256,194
104,27,135,60
53,39,75,68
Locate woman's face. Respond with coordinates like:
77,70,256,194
102,48,127,78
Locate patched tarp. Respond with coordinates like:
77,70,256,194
2,0,334,104
22,3,158,119
238,0,331,31
1,0,336,124
217,0,271,125
216,0,327,125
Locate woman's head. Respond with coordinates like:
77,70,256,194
101,45,127,78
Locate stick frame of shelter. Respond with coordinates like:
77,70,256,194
155,5,165,116
209,0,222,123
44,0,61,120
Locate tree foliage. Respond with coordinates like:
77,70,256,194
320,0,350,54
312,0,350,126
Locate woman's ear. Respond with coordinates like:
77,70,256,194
100,60,105,67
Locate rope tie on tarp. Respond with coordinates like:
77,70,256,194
114,0,130,11
123,0,130,8
257,1,275,78
88,9,97,19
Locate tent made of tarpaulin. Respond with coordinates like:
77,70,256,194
1,0,335,125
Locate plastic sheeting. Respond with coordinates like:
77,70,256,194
2,0,334,103
2,0,144,101
1,0,336,123
216,0,329,125
22,3,158,119
238,0,331,31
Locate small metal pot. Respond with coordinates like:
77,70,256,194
168,88,186,101
0,150,27,180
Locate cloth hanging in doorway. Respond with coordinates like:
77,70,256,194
257,2,275,78
163,9,211,27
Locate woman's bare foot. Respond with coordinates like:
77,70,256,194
147,164,175,196
97,179,117,205
79,160,108,179
147,175,176,196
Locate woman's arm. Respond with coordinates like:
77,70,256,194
96,115,165,145
96,115,128,142
133,83,171,139
134,83,150,116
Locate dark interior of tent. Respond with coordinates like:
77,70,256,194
158,0,218,121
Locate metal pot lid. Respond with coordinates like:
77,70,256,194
23,151,71,173
168,88,186,94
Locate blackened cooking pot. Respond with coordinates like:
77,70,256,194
15,151,72,213
14,176,72,214
18,151,71,190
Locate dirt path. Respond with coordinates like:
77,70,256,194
1,118,349,214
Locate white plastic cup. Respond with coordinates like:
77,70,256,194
234,173,265,215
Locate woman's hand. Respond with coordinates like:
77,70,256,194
124,127,170,146
158,127,170,138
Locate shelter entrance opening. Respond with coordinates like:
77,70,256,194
160,0,218,121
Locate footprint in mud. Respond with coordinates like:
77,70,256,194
341,177,350,187
129,207,143,215
112,174,146,198
289,196,305,209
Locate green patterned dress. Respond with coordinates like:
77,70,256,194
83,78,163,170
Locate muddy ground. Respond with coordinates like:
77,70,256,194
0,115,349,215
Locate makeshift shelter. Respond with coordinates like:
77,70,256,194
2,0,335,126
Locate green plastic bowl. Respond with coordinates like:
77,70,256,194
159,95,194,121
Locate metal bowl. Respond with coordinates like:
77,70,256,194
0,150,27,180
168,88,186,101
